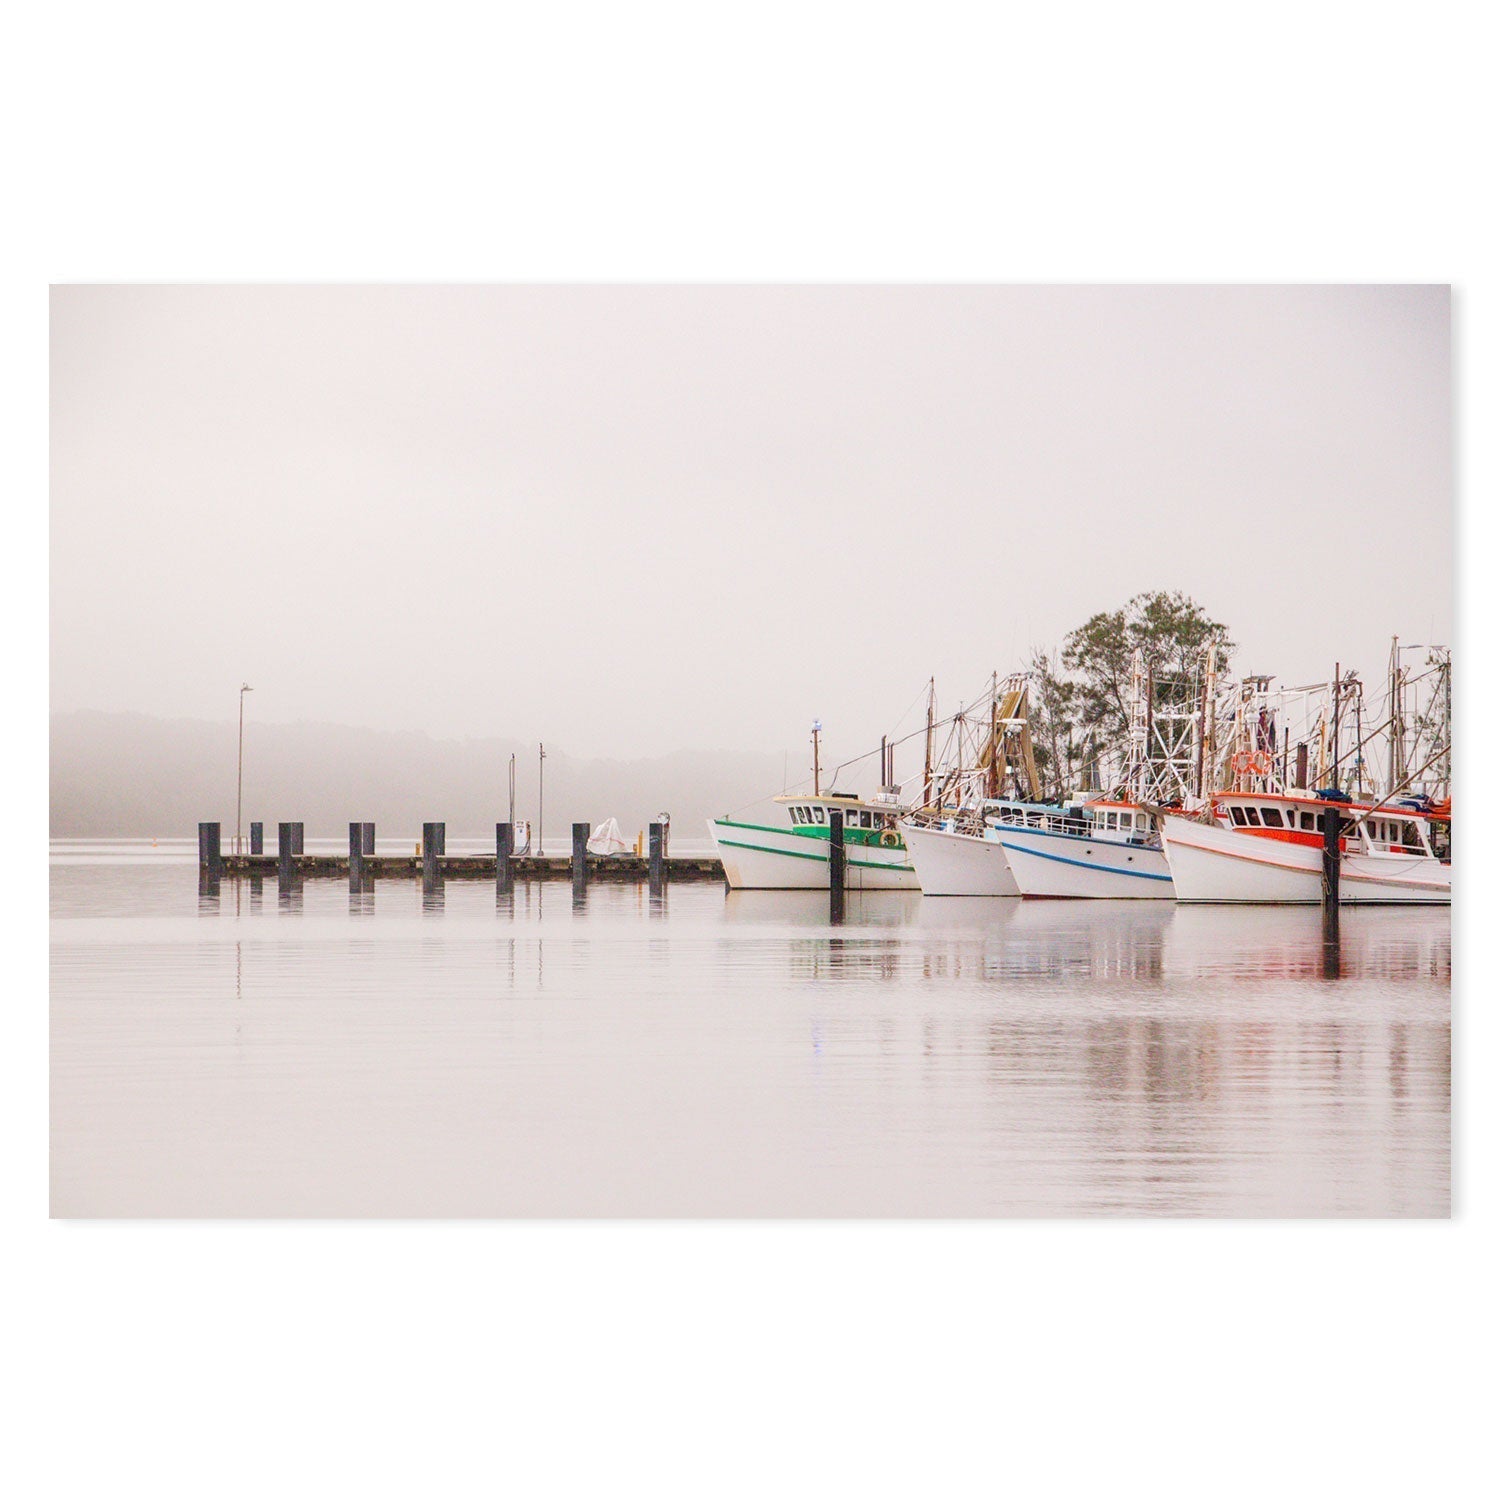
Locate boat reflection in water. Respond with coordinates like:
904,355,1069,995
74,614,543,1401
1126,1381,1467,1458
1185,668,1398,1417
717,892,1448,1215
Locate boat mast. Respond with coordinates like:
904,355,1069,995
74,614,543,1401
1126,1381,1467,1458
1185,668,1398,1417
811,719,821,796
1198,640,1217,799
922,677,935,809
1388,635,1405,797
987,671,999,799
1331,663,1341,792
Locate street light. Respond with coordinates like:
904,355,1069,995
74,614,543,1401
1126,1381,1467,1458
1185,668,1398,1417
538,742,547,856
236,683,253,855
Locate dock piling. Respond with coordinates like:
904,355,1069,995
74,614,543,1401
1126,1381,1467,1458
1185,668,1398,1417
249,821,264,856
197,821,222,875
572,822,589,898
648,822,665,894
1321,804,1341,908
361,822,375,857
277,823,295,883
829,809,846,923
422,823,444,883
349,822,365,884
497,822,515,894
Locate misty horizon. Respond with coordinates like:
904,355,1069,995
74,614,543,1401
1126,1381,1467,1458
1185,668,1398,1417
50,285,1450,767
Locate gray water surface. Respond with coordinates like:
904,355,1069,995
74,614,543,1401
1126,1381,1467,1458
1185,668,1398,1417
50,849,1451,1217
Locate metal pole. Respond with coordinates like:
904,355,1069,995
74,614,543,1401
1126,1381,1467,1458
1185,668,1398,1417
538,743,546,856
236,683,252,855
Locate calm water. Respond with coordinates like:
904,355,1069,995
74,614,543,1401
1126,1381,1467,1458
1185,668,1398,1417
50,845,1451,1217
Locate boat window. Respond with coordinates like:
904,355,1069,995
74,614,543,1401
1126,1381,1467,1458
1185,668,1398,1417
1243,807,1263,826
812,806,825,824
1261,807,1284,828
1230,805,1247,826
1300,812,1316,831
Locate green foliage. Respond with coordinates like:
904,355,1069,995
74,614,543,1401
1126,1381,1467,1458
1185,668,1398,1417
1028,591,1234,797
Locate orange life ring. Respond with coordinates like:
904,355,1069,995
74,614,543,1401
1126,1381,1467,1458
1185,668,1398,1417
1232,750,1272,777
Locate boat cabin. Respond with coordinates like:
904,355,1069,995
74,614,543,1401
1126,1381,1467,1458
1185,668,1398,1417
774,793,900,846
1211,792,1441,858
980,798,1156,847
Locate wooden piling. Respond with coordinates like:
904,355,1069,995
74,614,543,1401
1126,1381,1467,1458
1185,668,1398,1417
197,821,222,875
361,822,375,857
349,822,365,883
1321,802,1341,909
829,809,846,923
277,823,295,883
249,821,264,855
648,822,665,892
572,822,589,890
496,822,515,894
422,822,443,883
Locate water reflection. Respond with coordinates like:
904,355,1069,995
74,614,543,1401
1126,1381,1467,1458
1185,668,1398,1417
421,873,445,913
51,866,1450,1216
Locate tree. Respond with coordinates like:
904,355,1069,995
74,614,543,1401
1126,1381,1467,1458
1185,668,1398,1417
1030,591,1234,795
1062,591,1234,743
1027,646,1083,801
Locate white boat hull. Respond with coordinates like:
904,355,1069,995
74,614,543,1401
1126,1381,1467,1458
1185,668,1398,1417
897,821,1020,896
707,819,920,890
991,825,1175,899
1160,814,1452,905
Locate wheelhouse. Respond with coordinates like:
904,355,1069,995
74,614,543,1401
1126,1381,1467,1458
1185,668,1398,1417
1211,792,1440,858
774,794,902,846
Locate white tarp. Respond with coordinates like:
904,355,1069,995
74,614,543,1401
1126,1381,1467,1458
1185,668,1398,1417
587,817,631,855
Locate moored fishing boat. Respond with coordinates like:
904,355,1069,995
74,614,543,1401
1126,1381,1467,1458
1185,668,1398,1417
898,809,1021,896
985,798,1175,899
1160,790,1451,904
708,792,918,890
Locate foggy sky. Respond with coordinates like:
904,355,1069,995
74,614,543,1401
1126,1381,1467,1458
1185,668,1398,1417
50,285,1450,783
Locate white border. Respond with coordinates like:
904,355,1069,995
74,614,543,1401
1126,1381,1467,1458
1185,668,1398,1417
15,3,1492,1494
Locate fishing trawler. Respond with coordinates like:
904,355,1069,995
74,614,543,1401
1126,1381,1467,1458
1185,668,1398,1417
900,664,1177,898
1160,790,1451,904
708,721,918,889
708,792,917,889
1162,644,1453,904
984,797,1175,899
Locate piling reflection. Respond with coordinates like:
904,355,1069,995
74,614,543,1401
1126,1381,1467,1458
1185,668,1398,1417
196,870,220,913
349,879,375,917
276,874,303,913
421,873,445,913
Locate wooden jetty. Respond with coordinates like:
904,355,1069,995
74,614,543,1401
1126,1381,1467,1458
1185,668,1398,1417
197,820,724,884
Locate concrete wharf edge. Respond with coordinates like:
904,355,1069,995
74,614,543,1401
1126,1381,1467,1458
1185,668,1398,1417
217,853,725,882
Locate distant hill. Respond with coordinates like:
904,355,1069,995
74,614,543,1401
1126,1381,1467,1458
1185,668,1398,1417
49,711,789,841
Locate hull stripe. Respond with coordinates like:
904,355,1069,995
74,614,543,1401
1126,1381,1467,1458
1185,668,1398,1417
997,839,1174,881
713,836,914,874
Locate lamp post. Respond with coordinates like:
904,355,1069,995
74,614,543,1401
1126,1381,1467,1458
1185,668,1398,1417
538,742,546,856
236,683,253,855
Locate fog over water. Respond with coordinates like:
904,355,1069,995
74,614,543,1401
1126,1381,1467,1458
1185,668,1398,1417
50,286,1450,778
